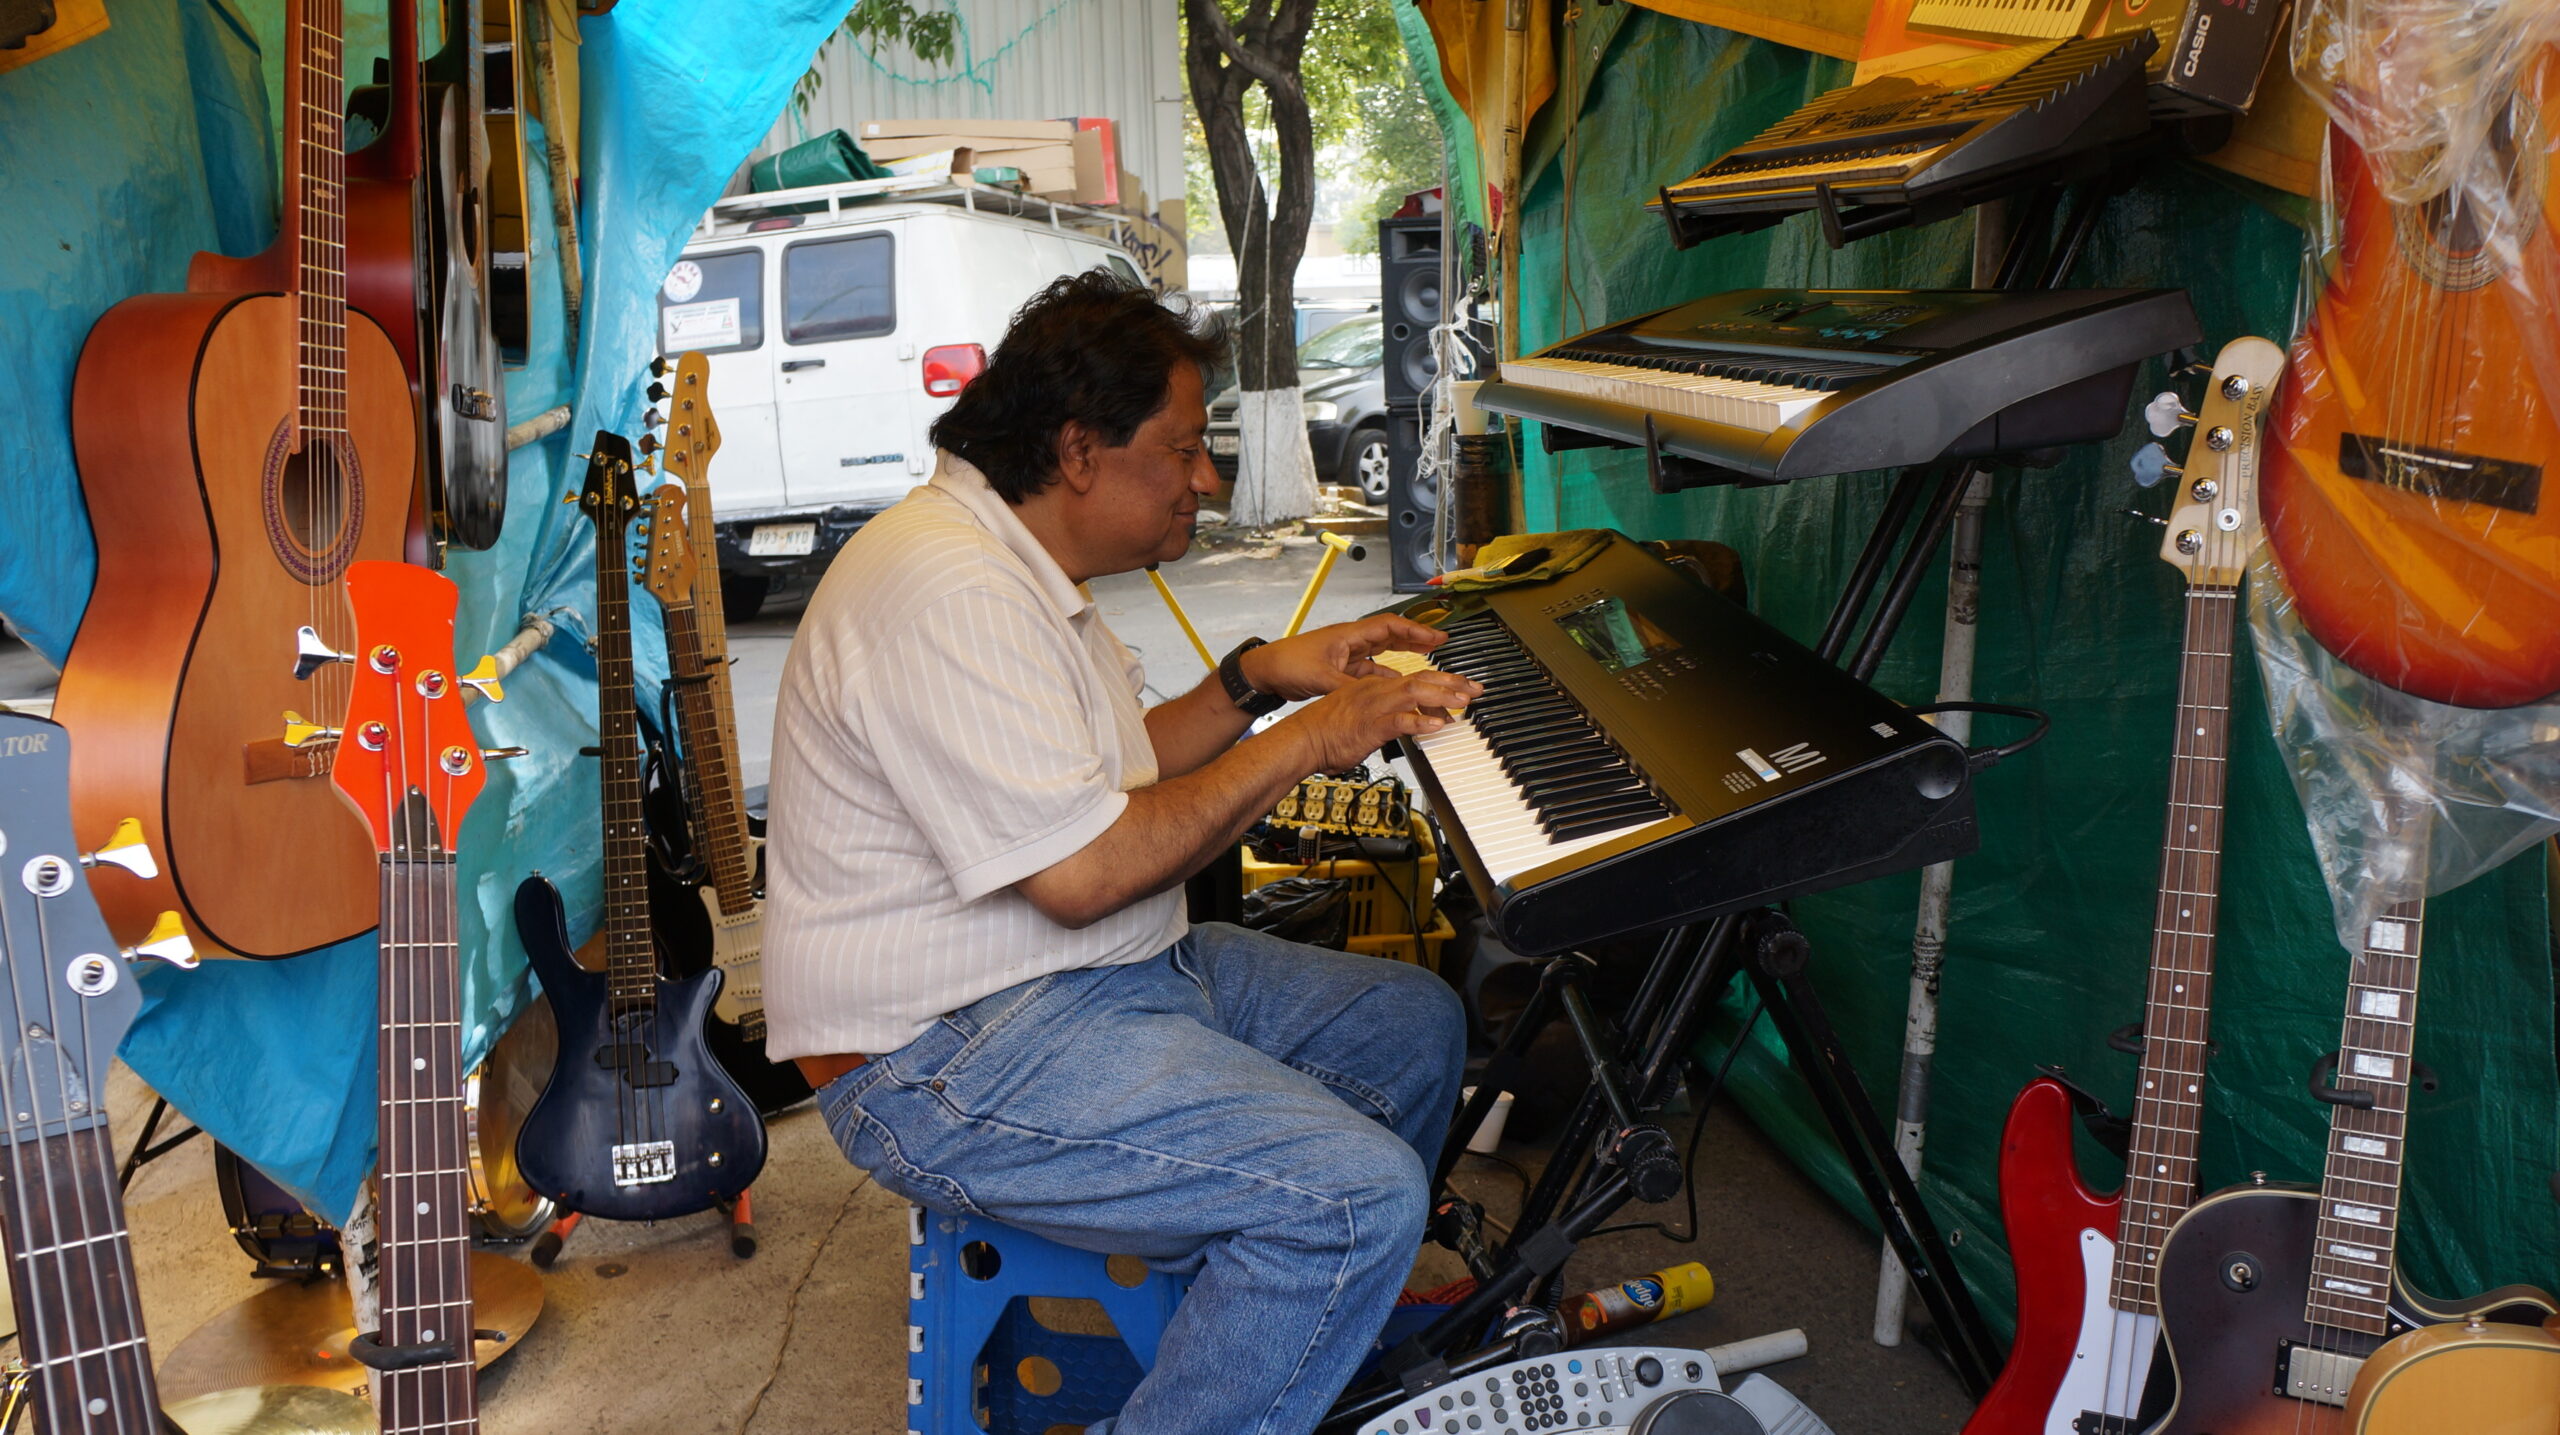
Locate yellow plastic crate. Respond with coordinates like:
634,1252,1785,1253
1348,913,1458,972
1241,813,1439,938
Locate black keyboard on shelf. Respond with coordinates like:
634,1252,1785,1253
1471,285,2199,487
1381,533,1976,956
1650,32,2156,248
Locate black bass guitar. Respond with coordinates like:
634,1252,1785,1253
514,434,766,1222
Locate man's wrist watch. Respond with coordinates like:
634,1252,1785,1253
1218,637,1286,717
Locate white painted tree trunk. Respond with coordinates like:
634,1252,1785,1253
1231,386,1319,527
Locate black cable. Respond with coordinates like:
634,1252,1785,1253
1588,994,1766,1245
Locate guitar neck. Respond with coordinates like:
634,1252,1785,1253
659,599,755,910
286,0,350,444
593,502,660,1015
2108,582,2240,1315
376,836,479,1432
0,1126,162,1432
2306,897,2428,1338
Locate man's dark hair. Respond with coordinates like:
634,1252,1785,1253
929,269,1227,503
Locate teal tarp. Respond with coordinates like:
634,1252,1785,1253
1440,5,2559,1329
0,0,845,1218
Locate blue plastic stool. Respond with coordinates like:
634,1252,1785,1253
905,1204,1194,1435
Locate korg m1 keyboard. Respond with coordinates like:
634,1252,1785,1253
1649,32,2154,247
1380,533,1976,956
1472,286,2198,487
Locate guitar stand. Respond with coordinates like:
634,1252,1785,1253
526,1188,760,1269
116,1095,204,1195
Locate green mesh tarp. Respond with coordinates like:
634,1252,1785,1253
1427,6,2558,1331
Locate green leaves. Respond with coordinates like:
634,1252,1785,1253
843,0,959,67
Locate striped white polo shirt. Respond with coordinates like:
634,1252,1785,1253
761,452,1187,1059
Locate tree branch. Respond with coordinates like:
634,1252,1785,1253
1189,0,1291,90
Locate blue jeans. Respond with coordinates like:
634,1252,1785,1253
820,922,1468,1435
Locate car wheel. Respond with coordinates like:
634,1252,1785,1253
721,573,771,622
1341,426,1392,503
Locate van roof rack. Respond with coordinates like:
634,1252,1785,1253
697,173,1127,240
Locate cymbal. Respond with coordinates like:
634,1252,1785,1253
156,1251,543,1404
166,1384,379,1434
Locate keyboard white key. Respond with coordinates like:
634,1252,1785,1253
1378,651,1659,884
1500,356,1828,434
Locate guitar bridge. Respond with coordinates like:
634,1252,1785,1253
611,1141,677,1187
2071,1417,2139,1434
2275,1341,2360,1407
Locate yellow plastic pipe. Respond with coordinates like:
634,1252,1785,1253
1285,531,1359,638
1147,566,1217,670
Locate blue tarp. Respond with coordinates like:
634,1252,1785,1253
0,0,844,1218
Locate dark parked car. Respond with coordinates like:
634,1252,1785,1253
1204,316,1390,500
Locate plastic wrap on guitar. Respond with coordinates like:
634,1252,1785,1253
2257,4,2560,713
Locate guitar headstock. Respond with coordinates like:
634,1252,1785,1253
318,562,496,855
2148,336,2286,588
0,716,191,1145
579,431,641,546
641,480,696,610
657,352,721,487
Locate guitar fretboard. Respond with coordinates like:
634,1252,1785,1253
289,0,350,444
377,801,479,1433
660,602,755,907
591,478,661,1017
2305,898,2427,1338
0,1127,160,1433
2108,584,2237,1316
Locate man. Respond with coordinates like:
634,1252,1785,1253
764,269,1481,1435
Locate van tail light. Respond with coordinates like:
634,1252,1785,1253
922,344,986,397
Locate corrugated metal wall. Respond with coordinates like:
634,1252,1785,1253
757,0,1185,213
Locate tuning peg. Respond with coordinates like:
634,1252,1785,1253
650,355,670,377
292,626,356,681
80,818,156,880
637,433,661,457
281,710,340,749
647,381,671,403
459,656,504,703
480,745,530,763
126,911,197,969
2131,442,2183,489
644,408,666,430
2121,507,2169,527
2143,391,2198,437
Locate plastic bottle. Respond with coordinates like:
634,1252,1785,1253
1566,1262,1715,1345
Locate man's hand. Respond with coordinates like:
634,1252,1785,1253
1280,670,1481,774
1240,615,1448,702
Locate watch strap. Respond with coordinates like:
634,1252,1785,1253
1218,638,1284,717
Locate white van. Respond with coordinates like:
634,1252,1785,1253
659,174,1150,615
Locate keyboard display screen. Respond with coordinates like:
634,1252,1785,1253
1555,596,1681,673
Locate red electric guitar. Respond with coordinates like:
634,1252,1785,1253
1962,336,2282,1435
2259,48,2560,708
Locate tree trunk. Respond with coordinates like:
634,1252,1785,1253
1185,0,1321,527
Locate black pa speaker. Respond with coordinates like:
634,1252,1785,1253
1385,404,1440,592
1379,216,1450,406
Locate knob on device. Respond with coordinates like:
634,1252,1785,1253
1627,1389,1769,1434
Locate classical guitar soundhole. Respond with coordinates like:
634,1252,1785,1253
261,420,367,584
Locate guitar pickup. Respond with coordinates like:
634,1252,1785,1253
611,1141,678,1187
2276,1340,2360,1407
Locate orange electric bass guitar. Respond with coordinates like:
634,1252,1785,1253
2260,50,2560,708
55,0,417,960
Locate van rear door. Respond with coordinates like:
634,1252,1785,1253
657,246,783,515
774,221,915,510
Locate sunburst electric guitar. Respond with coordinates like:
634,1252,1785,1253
1962,336,2283,1435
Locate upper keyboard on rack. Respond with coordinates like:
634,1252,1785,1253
1380,534,1977,956
1649,32,2155,248
1473,286,2199,487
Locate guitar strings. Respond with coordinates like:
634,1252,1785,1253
0,850,76,1426
62,882,155,1429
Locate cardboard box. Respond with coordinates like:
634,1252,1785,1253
1075,118,1121,206
1070,127,1109,206
863,135,1070,164
859,117,1073,143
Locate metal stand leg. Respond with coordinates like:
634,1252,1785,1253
116,1096,203,1195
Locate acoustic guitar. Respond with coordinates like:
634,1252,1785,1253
1962,337,2283,1435
641,355,810,1114
2260,49,2560,708
56,0,416,961
514,435,767,1222
295,560,504,1434
2343,1316,2560,1433
2148,890,2556,1433
0,714,197,1432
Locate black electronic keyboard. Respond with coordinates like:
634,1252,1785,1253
1473,285,2198,487
1650,32,2155,247
1382,533,1976,956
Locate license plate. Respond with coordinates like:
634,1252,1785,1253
747,522,816,557
1209,433,1239,457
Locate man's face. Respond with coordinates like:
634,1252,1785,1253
1081,363,1217,571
